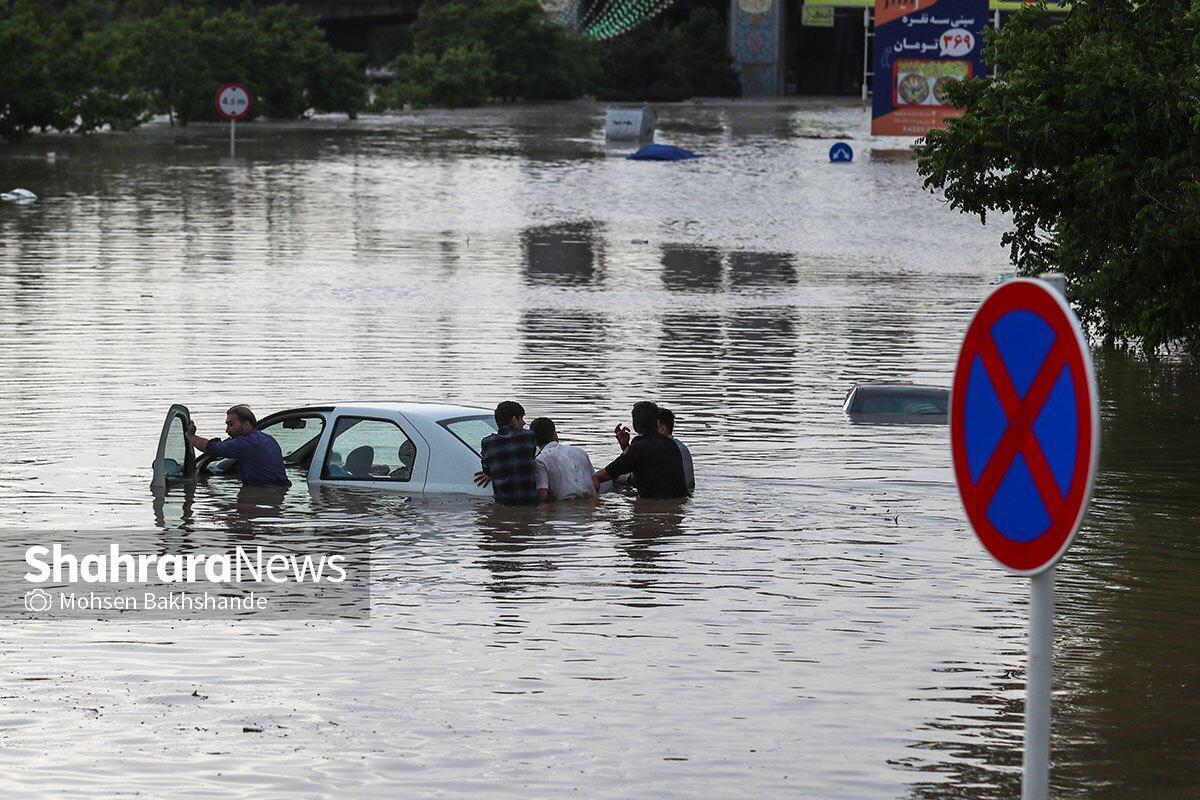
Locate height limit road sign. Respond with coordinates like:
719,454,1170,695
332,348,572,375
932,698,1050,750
215,83,252,159
216,83,252,121
951,278,1099,574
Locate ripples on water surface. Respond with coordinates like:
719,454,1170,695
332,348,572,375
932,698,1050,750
0,101,1197,799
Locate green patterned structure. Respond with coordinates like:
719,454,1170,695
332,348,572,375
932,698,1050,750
577,0,678,40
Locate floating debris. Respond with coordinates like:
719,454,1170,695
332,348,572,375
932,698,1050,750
1,188,37,204
628,143,700,162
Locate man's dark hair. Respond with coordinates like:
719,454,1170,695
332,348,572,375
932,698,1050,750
530,417,556,447
658,407,675,434
494,400,525,427
631,401,660,435
226,404,257,425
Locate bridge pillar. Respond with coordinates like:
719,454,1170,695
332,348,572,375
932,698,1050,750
729,0,785,97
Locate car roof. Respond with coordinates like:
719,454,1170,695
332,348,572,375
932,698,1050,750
328,402,493,421
850,384,947,395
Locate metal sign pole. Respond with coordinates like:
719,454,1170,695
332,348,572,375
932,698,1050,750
1022,568,1054,800
230,118,236,159
861,8,870,106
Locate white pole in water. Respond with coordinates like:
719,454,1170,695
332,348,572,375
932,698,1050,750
1022,271,1066,800
230,118,236,159
1023,568,1053,800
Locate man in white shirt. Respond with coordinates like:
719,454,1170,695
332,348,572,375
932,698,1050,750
530,417,599,503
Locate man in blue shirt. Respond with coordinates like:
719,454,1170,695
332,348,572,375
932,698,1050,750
474,400,538,506
185,404,290,487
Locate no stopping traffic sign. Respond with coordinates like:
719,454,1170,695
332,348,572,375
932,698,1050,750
950,279,1099,574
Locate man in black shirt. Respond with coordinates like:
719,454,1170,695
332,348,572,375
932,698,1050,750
593,401,688,500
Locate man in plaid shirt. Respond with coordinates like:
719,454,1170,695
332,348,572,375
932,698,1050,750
476,400,539,506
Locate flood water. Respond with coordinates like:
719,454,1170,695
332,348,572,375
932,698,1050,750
0,100,1197,799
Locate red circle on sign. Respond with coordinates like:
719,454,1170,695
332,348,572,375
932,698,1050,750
950,279,1099,574
215,83,252,121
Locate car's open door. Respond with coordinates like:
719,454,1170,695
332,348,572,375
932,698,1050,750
151,404,196,489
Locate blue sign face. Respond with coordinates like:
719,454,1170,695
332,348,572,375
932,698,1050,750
871,0,989,136
829,142,854,163
963,310,1076,542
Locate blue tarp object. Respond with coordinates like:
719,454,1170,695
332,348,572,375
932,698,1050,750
627,144,700,161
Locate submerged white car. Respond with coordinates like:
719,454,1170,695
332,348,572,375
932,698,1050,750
152,403,499,497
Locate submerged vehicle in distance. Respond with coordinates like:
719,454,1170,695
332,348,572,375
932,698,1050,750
152,403,498,497
843,384,949,423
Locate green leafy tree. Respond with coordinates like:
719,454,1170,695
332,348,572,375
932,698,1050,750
132,5,210,124
374,51,436,109
917,0,1200,351
136,4,367,124
594,3,740,101
376,46,495,109
594,20,690,101
0,0,155,139
0,2,367,138
68,18,156,133
429,45,495,108
0,1,76,140
378,0,593,109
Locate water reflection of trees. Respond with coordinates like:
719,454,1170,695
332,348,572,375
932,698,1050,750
609,499,687,572
1047,352,1200,797
517,309,614,410
657,309,799,440
902,661,1025,800
473,505,558,598
659,245,798,292
661,244,724,292
728,250,798,288
520,220,605,287
903,354,1200,798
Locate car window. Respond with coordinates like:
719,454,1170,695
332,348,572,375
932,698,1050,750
262,414,326,466
860,394,948,414
440,415,498,456
323,417,418,482
163,415,187,477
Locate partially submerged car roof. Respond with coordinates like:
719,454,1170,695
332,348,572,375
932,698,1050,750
843,384,949,417
324,402,492,420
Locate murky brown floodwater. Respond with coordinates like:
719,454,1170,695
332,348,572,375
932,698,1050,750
0,100,1196,799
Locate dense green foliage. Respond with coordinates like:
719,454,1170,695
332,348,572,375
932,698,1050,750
376,0,593,109
373,0,738,109
383,46,496,109
3,0,744,137
0,1,367,141
916,0,1200,351
593,3,740,101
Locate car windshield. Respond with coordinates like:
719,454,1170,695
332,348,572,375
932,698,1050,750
440,415,498,455
858,392,948,415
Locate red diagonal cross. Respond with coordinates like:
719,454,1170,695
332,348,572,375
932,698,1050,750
970,334,1071,520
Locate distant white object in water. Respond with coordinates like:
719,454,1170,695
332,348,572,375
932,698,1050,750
1,188,36,204
605,106,656,141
